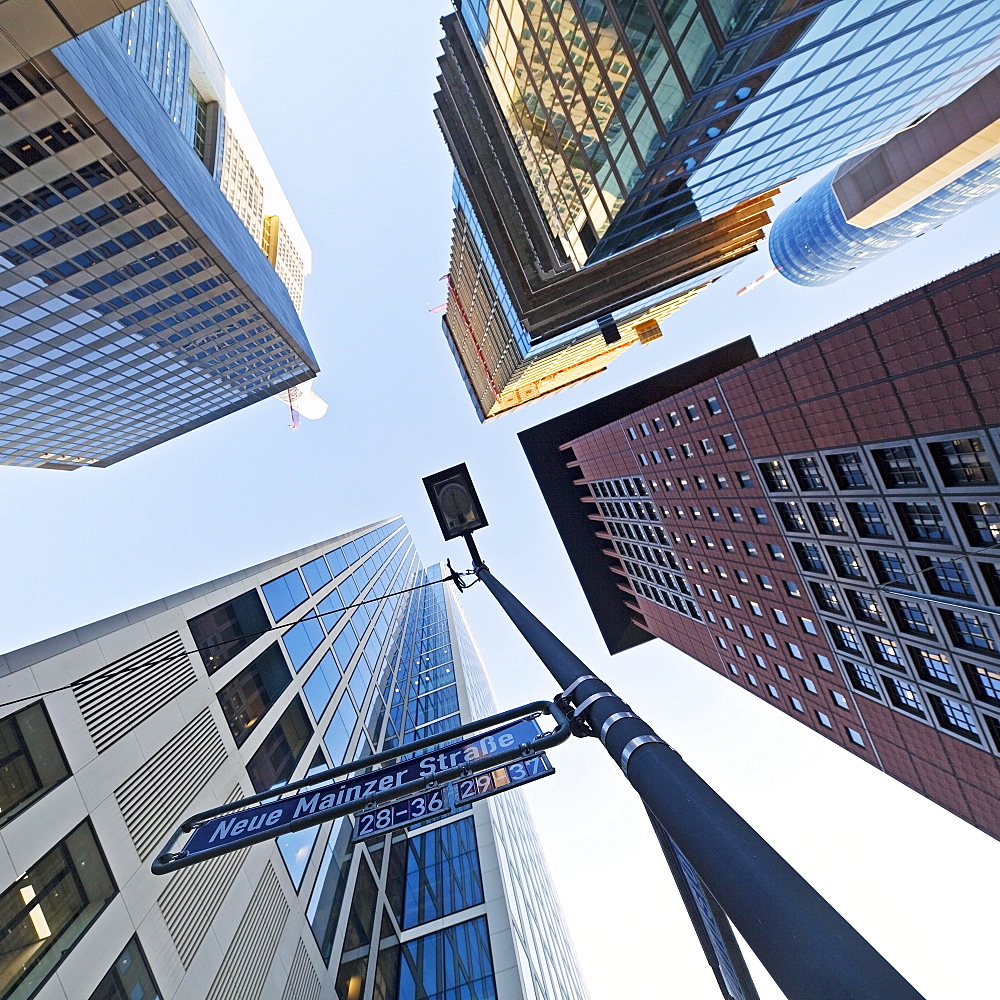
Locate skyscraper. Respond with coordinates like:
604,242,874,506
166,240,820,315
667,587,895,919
0,0,316,471
0,519,588,1000
520,251,1000,842
435,0,1000,417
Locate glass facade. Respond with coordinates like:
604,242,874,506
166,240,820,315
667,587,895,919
0,2,315,470
769,156,1000,286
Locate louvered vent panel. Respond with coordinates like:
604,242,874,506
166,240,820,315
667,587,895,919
281,939,321,1000
115,708,227,859
206,863,289,1000
74,632,197,752
158,786,247,967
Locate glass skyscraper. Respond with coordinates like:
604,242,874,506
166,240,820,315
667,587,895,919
0,518,588,1000
435,0,1000,417
0,0,315,471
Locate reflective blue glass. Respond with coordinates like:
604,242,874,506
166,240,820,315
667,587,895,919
398,917,497,1000
323,694,358,765
348,654,373,708
339,576,360,606
302,555,333,594
262,569,308,621
399,817,484,929
282,616,325,671
333,623,359,670
326,547,348,575
303,651,338,719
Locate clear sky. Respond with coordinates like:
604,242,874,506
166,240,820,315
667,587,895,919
2,2,999,997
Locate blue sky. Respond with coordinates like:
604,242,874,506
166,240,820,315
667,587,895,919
2,2,999,996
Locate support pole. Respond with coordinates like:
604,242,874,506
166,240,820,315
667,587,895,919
474,564,925,1000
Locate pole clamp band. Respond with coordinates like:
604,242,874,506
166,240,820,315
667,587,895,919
572,691,615,718
620,735,667,776
557,675,598,702
600,711,637,743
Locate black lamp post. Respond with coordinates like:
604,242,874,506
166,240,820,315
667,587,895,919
423,463,926,1000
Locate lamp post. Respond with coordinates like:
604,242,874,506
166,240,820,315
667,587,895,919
423,463,926,1000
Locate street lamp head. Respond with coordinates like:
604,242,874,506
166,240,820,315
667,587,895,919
423,463,489,540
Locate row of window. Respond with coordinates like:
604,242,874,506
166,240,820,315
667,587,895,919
760,437,998,495
724,659,866,745
828,608,998,661
625,395,725,441
776,497,1000,549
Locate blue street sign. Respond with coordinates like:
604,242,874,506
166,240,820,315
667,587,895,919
352,753,554,842
176,716,544,861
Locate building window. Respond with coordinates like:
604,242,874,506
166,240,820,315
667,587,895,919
747,673,758,687
844,660,880,696
793,542,826,573
928,694,981,741
728,594,741,609
828,546,865,580
889,599,936,637
752,507,769,525
776,665,792,680
696,476,709,490
928,438,997,486
809,502,845,535
721,433,737,451
709,507,722,521
262,569,310,622
868,549,912,587
188,590,270,673
942,610,998,656
737,472,753,488
845,590,885,625
866,633,906,668
627,427,637,440
980,562,1000,606
830,623,863,653
885,677,925,716
393,817,485,929
810,581,843,613
741,624,754,639
714,473,729,488
816,654,834,673
652,450,662,464
681,443,694,458
872,445,927,488
218,643,292,746
767,684,780,698
685,405,700,422
700,439,714,455
918,556,975,597
816,711,832,728
772,609,789,625
847,502,892,538
954,502,1000,546
706,396,722,415
896,502,950,543
910,648,957,688
728,507,743,523
638,453,649,466
88,937,160,1000
283,616,327,671
758,460,790,492
0,703,70,827
787,643,804,660
302,556,334,594
826,452,871,489
790,457,827,491
653,418,665,432
802,676,818,693
964,662,1000,705
1,821,116,1000
640,422,650,436
669,411,681,427
832,691,850,709
775,502,808,532
789,697,804,712
758,575,773,591
398,917,497,1000
748,601,763,617
846,728,866,746
665,447,677,461
743,540,758,557
783,579,802,598
246,696,313,791
763,633,777,649
799,617,818,635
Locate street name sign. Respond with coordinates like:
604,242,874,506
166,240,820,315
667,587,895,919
155,716,546,871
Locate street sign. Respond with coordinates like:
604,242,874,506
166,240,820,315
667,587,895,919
153,714,550,872
352,753,554,842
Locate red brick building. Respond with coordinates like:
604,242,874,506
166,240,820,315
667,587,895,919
520,253,1000,840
